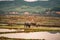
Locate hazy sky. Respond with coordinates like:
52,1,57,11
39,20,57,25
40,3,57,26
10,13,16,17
0,0,49,2
24,0,49,2
0,0,14,1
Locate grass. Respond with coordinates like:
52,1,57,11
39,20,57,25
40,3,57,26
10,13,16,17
24,27,60,32
0,25,24,29
0,16,60,32
0,25,60,33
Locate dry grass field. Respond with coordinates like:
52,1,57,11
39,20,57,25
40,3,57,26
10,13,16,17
0,15,60,32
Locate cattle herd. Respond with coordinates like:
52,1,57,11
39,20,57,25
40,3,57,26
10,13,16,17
0,22,60,28
24,22,41,28
24,22,60,28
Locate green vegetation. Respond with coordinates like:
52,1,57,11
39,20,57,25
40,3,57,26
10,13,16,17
0,0,60,14
51,7,60,11
0,6,48,13
0,25,60,33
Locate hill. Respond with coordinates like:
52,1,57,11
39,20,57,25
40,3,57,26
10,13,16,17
0,0,60,11
0,0,60,17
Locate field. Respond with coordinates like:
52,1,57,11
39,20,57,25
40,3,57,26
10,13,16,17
0,16,60,40
0,15,60,34
0,16,60,32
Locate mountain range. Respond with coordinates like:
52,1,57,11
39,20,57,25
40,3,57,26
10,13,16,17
0,0,60,7
0,0,60,17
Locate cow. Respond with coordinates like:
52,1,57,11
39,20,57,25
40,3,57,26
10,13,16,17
24,23,31,28
24,22,40,28
31,23,36,26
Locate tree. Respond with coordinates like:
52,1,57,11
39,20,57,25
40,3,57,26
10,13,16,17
51,7,60,11
0,10,5,14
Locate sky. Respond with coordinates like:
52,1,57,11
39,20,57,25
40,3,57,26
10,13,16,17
24,0,49,2
0,0,14,1
0,0,49,2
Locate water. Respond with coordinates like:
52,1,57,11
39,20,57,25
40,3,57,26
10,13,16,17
0,29,60,40
0,29,24,32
